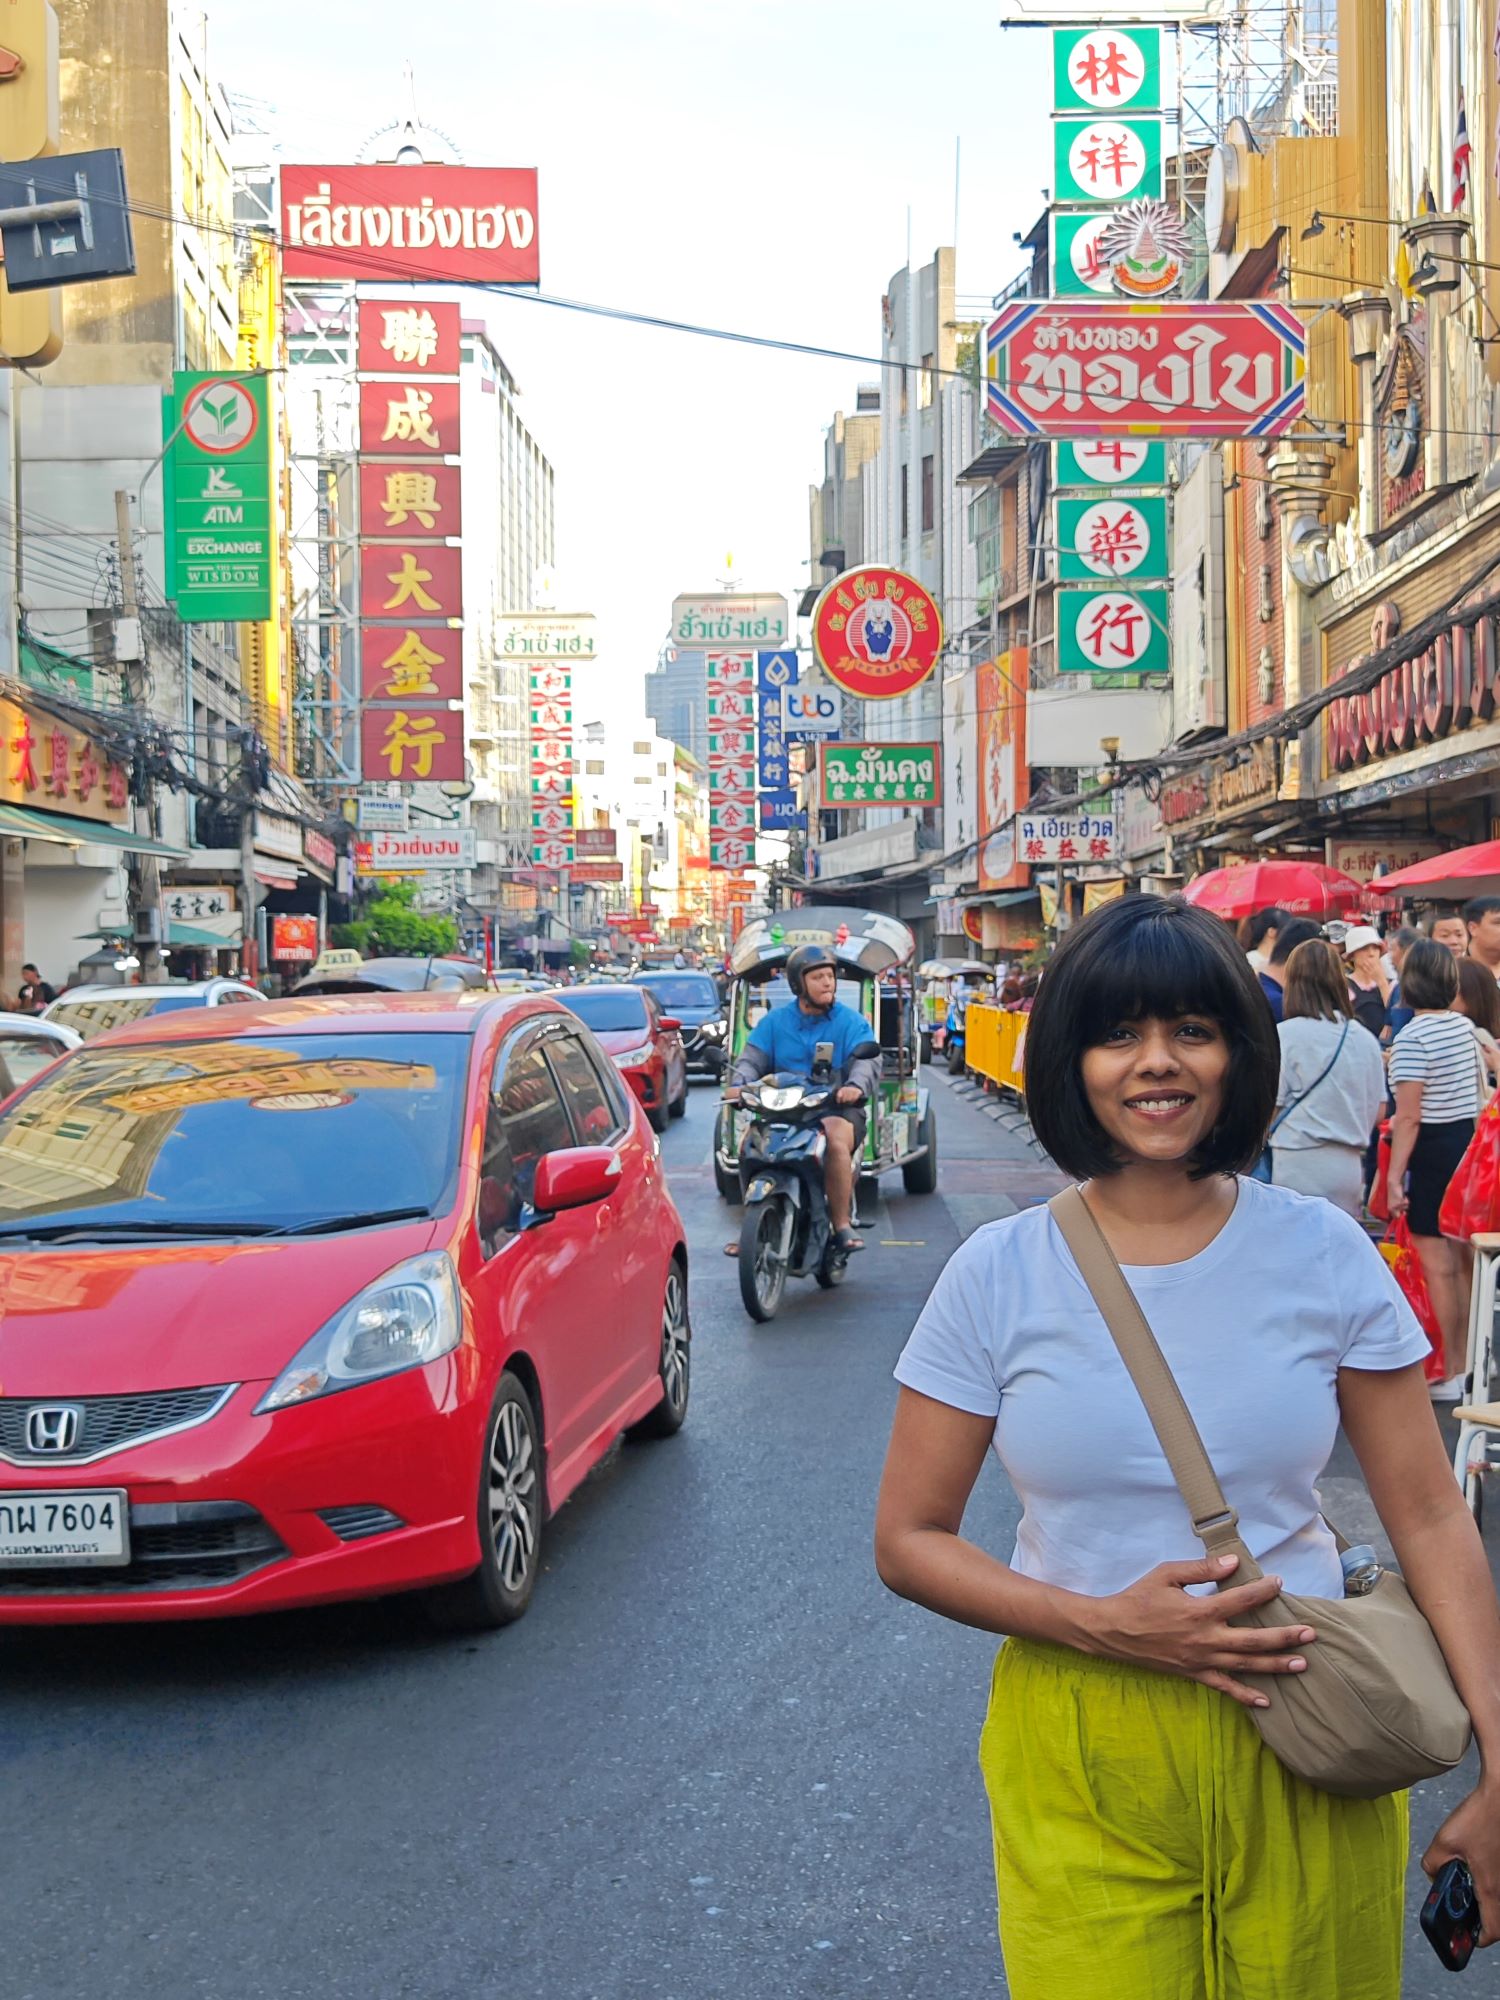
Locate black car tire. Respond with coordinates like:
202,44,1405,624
425,1372,542,1633
919,1032,933,1066
627,1259,690,1440
669,1073,688,1119
647,1098,669,1135
902,1104,939,1195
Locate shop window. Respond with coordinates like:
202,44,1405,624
921,455,935,534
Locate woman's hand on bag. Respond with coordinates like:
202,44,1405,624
1423,1780,1500,1949
1386,1186,1409,1217
1081,1553,1317,1709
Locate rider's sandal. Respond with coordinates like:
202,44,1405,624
834,1227,865,1254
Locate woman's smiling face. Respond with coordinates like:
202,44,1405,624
1079,1014,1232,1170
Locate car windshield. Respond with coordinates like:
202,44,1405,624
556,990,650,1034
634,975,718,1011
0,1033,70,1094
0,1032,468,1237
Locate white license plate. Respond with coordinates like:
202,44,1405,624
0,1489,129,1567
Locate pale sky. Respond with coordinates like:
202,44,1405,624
203,0,1051,724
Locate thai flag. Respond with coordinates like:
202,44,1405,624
1453,91,1471,209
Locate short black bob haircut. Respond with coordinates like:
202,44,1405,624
1024,894,1280,1182
1400,936,1459,1012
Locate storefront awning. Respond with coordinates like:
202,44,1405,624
89,921,242,950
0,804,186,858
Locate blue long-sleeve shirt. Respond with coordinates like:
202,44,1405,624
731,998,881,1094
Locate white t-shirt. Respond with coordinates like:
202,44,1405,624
893,1178,1429,1600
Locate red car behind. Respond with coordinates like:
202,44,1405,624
0,993,690,1628
555,984,688,1132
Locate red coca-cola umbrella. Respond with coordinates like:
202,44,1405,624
1182,860,1367,921
1365,840,1500,901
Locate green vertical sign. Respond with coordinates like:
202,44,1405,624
1053,115,1163,205
164,371,274,622
1053,27,1161,115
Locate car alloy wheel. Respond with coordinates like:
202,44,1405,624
629,1259,690,1439
425,1371,542,1632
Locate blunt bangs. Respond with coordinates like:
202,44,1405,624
1024,895,1280,1181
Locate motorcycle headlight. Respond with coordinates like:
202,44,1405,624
759,1083,805,1112
256,1253,462,1413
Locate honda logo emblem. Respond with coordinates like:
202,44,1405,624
24,1405,82,1454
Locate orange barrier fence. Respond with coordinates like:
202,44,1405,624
964,1003,1027,1098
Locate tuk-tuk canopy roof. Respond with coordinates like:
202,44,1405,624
730,907,916,980
917,958,991,982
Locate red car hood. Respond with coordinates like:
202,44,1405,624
593,1029,654,1058
0,1223,442,1397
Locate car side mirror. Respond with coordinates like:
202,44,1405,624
531,1146,622,1214
657,1016,682,1032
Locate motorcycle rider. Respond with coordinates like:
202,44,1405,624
724,944,882,1252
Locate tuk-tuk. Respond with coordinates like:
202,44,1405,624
917,958,993,1067
712,906,937,1204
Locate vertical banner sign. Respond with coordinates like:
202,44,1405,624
164,372,274,622
529,661,575,869
1053,441,1172,677
707,652,756,869
755,649,802,833
356,298,465,787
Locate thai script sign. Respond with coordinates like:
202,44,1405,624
1018,812,1119,864
569,860,624,883
1210,739,1279,815
356,797,409,831
1054,26,1161,113
984,301,1306,439
811,566,943,701
360,463,463,541
164,371,273,622
281,165,539,285
1332,838,1442,881
820,742,941,807
575,827,617,856
1325,615,1500,773
271,916,320,962
499,615,597,657
1055,494,1170,581
1057,586,1169,674
357,298,461,376
355,828,478,874
672,594,790,647
1053,116,1162,204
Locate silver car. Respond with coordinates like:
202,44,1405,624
0,1011,82,1095
43,978,265,1043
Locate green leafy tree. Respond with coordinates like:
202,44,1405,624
331,877,457,957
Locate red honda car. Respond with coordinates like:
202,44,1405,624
555,984,687,1133
0,993,690,1629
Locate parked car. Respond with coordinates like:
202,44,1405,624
44,979,264,1043
0,992,689,1630
629,969,727,1079
554,984,687,1133
0,1013,81,1095
294,955,490,996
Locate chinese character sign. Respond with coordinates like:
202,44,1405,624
707,652,756,868
360,707,465,785
1057,587,1169,674
357,298,462,376
976,650,1029,893
984,301,1306,440
1055,495,1170,582
1055,439,1168,488
358,380,461,457
756,651,797,796
1053,27,1160,114
361,626,464,703
529,661,574,868
0,699,130,824
1017,812,1119,866
359,462,463,540
1053,118,1163,204
1051,212,1115,297
359,543,464,621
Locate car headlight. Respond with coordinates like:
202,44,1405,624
256,1252,462,1413
617,1047,653,1068
700,1019,726,1040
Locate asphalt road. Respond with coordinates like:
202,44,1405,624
0,1071,1494,1999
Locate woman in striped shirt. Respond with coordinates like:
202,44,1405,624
1386,938,1487,1397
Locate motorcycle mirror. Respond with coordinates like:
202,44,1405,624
849,1040,881,1059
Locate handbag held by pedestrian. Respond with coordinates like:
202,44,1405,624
1050,1186,1471,1799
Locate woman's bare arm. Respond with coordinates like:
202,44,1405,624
1385,1076,1424,1211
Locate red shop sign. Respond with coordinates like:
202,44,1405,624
361,625,464,704
282,164,539,285
984,300,1306,440
360,543,464,622
358,380,461,458
360,706,466,785
359,461,463,541
271,915,320,963
357,298,462,377
1326,615,1500,772
811,566,944,701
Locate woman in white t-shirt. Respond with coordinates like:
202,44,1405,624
1271,938,1387,1216
874,895,1500,1999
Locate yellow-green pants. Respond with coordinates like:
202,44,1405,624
978,1639,1407,1999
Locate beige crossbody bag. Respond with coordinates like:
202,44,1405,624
1049,1185,1471,1799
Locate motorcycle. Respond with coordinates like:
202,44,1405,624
735,1043,878,1323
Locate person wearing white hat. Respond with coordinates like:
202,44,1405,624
1341,924,1393,1041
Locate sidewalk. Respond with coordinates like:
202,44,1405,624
918,1062,1066,1240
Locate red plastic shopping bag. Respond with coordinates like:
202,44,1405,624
1438,1095,1500,1240
1379,1218,1446,1384
1367,1119,1393,1224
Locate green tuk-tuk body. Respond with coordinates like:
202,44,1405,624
712,907,937,1203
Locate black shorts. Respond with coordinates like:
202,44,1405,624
1407,1117,1474,1237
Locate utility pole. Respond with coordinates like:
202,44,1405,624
114,489,164,982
